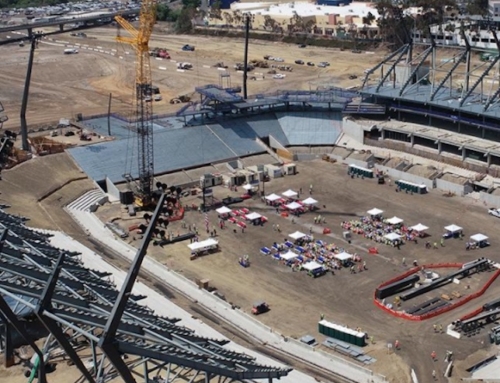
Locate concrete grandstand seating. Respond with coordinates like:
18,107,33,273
276,111,342,145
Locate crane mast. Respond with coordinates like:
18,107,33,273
115,0,156,205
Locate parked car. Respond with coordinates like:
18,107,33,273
273,57,284,62
307,61,315,66
319,61,330,67
298,44,306,48
295,59,304,65
273,73,286,79
182,44,195,51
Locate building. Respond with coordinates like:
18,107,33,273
206,1,379,37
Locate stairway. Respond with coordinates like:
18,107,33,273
66,189,107,212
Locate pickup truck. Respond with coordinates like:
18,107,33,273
488,208,500,218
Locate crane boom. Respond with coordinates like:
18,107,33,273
115,0,157,204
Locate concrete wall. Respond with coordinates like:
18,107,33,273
435,178,471,196
105,177,120,202
269,134,287,150
294,153,324,161
477,191,500,207
342,118,366,143
374,164,435,189
346,158,370,169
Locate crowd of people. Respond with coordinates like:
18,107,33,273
341,215,421,247
267,237,366,275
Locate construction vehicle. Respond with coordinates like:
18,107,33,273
249,59,269,68
115,0,156,207
177,62,192,70
252,301,269,315
170,94,192,104
234,63,254,71
182,44,195,51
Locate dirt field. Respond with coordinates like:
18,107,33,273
0,26,385,130
97,159,500,383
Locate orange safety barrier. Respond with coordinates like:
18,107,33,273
281,212,289,218
372,262,500,321
168,207,185,222
323,228,331,234
368,247,378,254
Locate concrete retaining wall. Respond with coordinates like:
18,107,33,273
477,191,500,207
106,177,120,201
346,158,371,169
342,118,366,143
435,178,471,196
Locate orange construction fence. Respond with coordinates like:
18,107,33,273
372,263,500,321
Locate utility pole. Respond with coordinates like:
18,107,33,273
20,30,42,152
107,93,112,136
243,14,250,99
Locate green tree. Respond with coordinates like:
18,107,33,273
209,0,222,20
175,6,194,33
467,0,488,16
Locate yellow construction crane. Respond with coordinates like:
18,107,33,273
115,1,157,207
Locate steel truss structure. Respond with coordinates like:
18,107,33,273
0,204,291,383
361,30,500,122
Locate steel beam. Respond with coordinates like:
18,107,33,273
98,193,166,383
459,56,500,107
430,50,468,101
0,295,47,383
375,45,409,92
362,44,409,89
34,252,97,383
0,229,7,252
399,44,434,97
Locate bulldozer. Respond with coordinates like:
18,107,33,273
170,94,192,104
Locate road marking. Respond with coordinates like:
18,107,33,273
203,65,210,68
83,44,88,47
99,50,104,53
159,66,167,70
125,51,130,55
111,53,116,56
97,46,102,49
74,43,80,46
217,67,226,71
176,69,185,73
170,60,177,63
119,56,123,59
111,49,117,52
155,57,163,61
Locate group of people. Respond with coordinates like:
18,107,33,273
341,216,419,247
269,237,366,274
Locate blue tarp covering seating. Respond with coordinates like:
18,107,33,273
260,247,271,255
285,241,294,248
273,253,281,260
295,246,305,253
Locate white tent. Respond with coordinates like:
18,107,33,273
280,250,298,261
289,231,307,240
384,233,402,242
242,184,253,190
282,189,298,198
334,252,353,261
367,208,384,216
265,193,281,202
187,238,219,252
387,216,404,225
285,202,302,210
245,212,262,221
470,233,489,243
410,223,429,232
302,261,323,271
445,224,463,233
216,206,232,215
302,197,318,205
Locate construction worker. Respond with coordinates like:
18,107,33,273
440,238,445,247
433,324,437,333
394,340,400,350
370,336,375,344
432,370,437,380
431,351,437,361
402,257,406,266
433,242,438,249
439,324,443,333
320,313,324,320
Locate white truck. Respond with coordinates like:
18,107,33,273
488,208,500,218
64,48,78,54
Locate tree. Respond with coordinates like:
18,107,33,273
467,0,488,16
175,7,194,33
209,0,223,20
264,15,278,31
223,11,234,28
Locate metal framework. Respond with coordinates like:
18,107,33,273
115,1,156,201
0,206,291,383
361,30,500,121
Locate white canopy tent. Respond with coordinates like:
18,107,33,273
265,193,281,202
445,224,463,233
302,197,318,205
302,261,323,271
242,184,253,190
367,208,384,217
245,212,262,221
285,202,302,210
334,252,353,261
470,234,489,243
410,223,429,232
282,189,298,198
187,238,219,252
216,206,232,215
384,233,402,242
387,216,404,225
289,231,307,240
280,250,299,261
